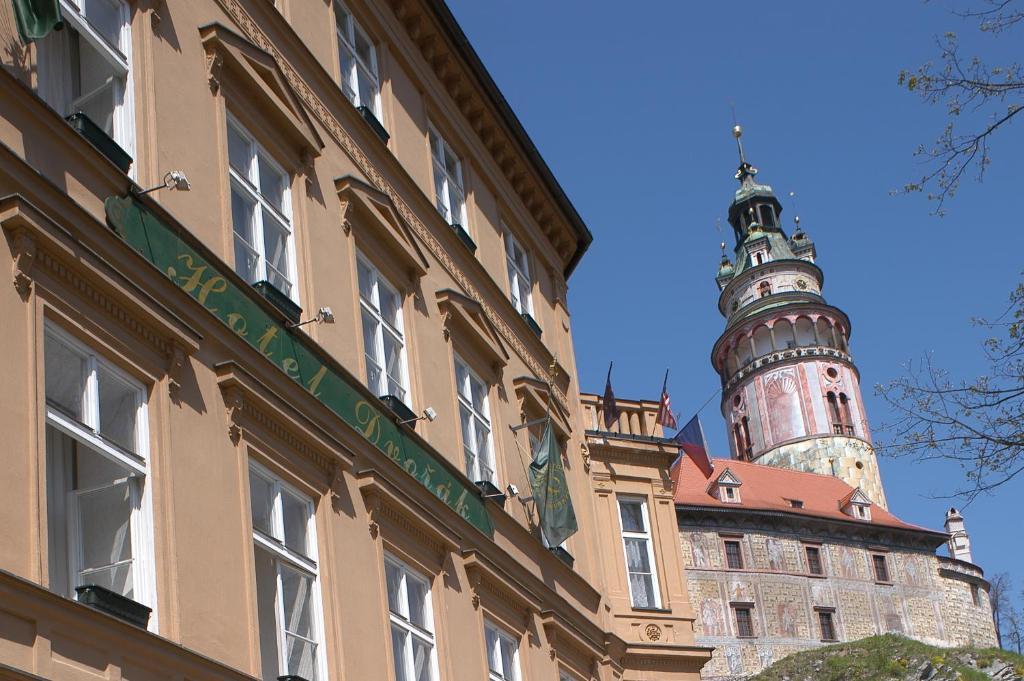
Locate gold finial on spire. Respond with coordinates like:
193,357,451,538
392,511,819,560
732,124,746,164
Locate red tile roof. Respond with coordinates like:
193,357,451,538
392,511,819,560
672,456,940,535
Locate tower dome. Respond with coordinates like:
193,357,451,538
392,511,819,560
710,126,888,508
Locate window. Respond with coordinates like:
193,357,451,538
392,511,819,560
428,126,467,227
618,497,660,608
758,204,776,228
357,257,409,403
334,2,380,119
228,117,297,300
724,539,744,570
733,606,755,638
39,0,134,159
872,554,890,583
455,357,494,484
722,486,737,502
789,499,805,509
249,463,324,681
385,557,437,681
484,622,520,681
818,610,837,641
504,230,533,316
43,325,155,621
839,394,854,435
805,546,823,575
970,584,981,607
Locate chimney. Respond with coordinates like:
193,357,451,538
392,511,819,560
944,507,973,563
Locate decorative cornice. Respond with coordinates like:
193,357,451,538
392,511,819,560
209,0,567,411
721,346,856,393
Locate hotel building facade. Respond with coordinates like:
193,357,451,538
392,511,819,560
0,1,709,681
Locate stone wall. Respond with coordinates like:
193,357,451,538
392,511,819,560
679,523,997,680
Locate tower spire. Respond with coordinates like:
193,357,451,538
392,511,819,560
731,124,758,183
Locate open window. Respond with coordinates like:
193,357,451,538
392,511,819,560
43,323,156,628
358,254,411,406
455,355,495,485
484,621,520,681
334,2,381,121
249,462,325,681
38,0,134,170
385,556,438,681
428,124,467,229
228,116,299,307
617,496,660,609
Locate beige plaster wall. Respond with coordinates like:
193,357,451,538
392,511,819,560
679,524,997,681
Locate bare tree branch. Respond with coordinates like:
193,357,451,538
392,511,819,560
897,1,1024,212
876,276,1024,501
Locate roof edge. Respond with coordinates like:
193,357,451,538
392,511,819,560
424,0,593,278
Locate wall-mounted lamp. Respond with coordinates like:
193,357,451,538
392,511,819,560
397,407,437,426
137,170,191,196
289,306,335,329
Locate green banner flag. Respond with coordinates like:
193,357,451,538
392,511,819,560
12,0,62,43
528,419,578,547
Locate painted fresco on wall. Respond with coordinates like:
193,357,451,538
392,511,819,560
764,368,805,442
691,533,709,568
701,598,726,636
767,537,785,571
777,601,798,637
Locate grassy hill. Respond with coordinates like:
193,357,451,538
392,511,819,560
748,634,1024,681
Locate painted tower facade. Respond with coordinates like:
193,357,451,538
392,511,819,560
710,127,887,508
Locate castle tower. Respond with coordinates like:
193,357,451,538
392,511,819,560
944,508,974,562
710,126,888,508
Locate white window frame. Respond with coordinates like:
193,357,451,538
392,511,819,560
504,228,533,316
454,356,495,484
617,496,661,609
39,0,135,171
43,323,157,630
428,124,467,228
334,1,381,119
248,462,327,681
384,555,439,681
484,621,520,681
228,115,299,302
357,254,411,405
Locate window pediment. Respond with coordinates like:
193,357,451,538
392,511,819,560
436,289,509,370
336,175,428,280
200,23,324,158
512,375,572,442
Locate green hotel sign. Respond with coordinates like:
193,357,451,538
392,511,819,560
105,196,494,537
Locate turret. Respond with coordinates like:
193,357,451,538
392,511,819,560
710,125,888,508
944,507,974,563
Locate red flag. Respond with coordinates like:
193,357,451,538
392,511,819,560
655,369,677,430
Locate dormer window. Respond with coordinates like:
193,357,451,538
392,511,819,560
841,488,872,521
713,469,742,503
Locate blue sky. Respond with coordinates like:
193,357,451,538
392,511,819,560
446,2,1024,600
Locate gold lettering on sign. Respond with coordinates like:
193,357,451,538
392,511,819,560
257,326,279,358
169,254,228,309
306,365,327,397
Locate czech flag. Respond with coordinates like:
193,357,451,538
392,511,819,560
672,414,714,478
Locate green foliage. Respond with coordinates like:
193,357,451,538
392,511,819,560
748,634,1024,681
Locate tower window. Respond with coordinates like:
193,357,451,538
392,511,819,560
758,205,776,228
872,554,890,583
839,394,854,435
817,610,837,641
733,606,755,638
805,546,823,575
741,416,752,460
971,584,981,607
827,392,843,434
724,539,744,569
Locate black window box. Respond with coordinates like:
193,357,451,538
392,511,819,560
521,312,542,338
253,280,302,325
75,584,151,628
451,224,477,254
356,106,390,144
549,546,574,568
278,676,311,681
379,394,417,424
65,112,132,173
474,480,505,508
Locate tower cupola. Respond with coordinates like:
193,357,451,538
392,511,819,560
710,125,888,509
